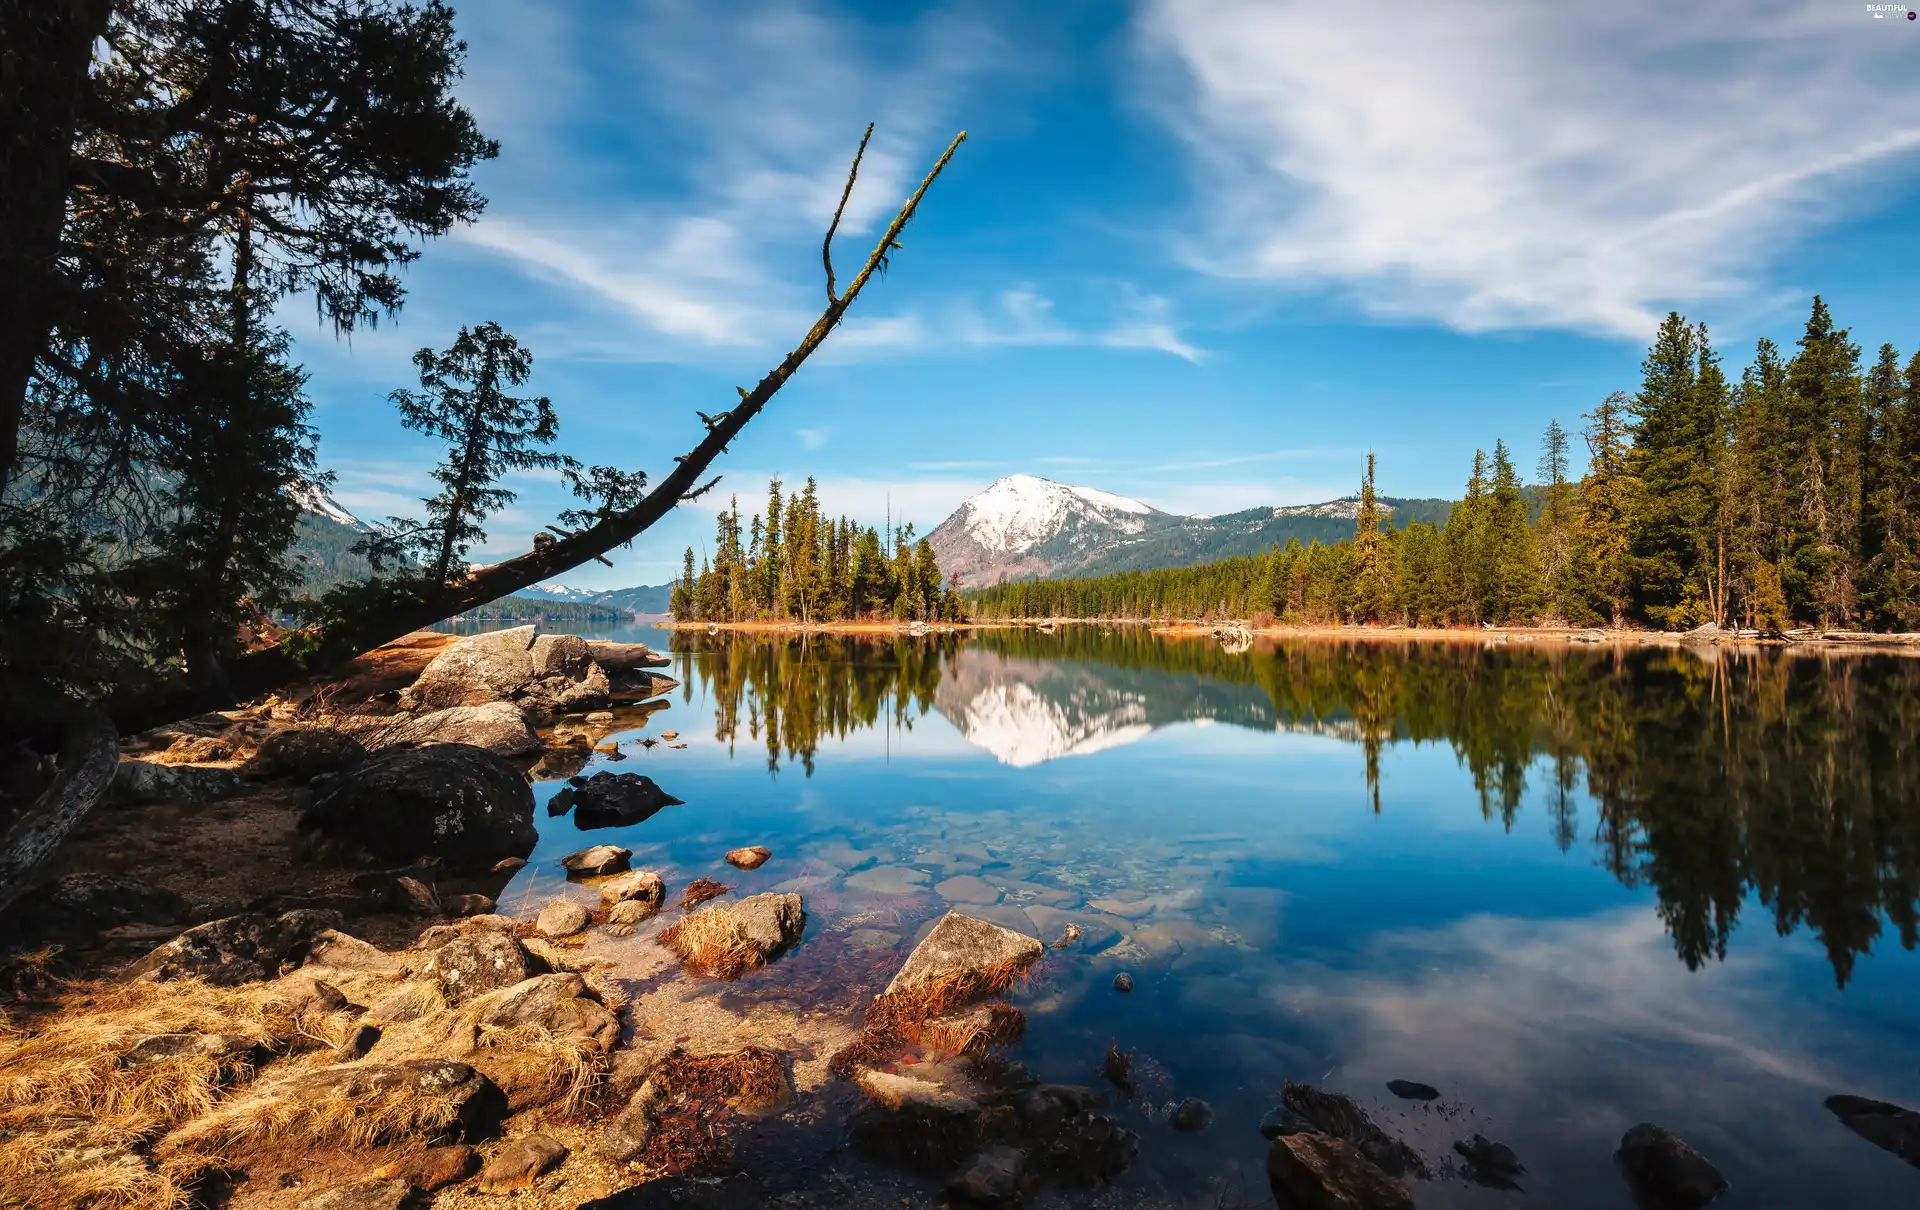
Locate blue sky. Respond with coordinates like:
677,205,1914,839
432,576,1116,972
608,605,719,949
288,0,1920,588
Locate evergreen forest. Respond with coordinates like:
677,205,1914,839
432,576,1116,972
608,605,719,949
970,300,1920,633
671,477,964,623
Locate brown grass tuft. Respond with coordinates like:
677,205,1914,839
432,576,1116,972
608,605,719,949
829,958,1037,1077
657,910,762,980
917,1002,1024,1058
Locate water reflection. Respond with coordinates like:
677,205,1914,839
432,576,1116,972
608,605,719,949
671,628,1920,987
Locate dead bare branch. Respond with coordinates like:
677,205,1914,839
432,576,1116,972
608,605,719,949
822,123,874,305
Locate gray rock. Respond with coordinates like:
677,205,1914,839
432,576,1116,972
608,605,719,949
1112,972,1134,993
600,869,665,908
479,973,618,1049
1020,905,1121,954
1171,1098,1213,1132
373,702,542,757
300,743,535,869
845,865,930,894
34,872,188,934
420,930,542,1004
944,1145,1027,1209
605,898,658,937
1267,1133,1413,1210
121,1032,262,1069
304,928,405,973
536,901,590,938
584,640,670,671
477,1134,568,1192
1617,1123,1728,1210
1259,1105,1320,1140
885,911,1044,1004
241,728,365,781
109,759,240,806
935,874,1004,905
1454,1133,1525,1189
394,876,441,917
562,844,632,876
127,909,342,985
295,1179,414,1210
400,626,610,716
1826,1094,1920,1168
595,1078,668,1162
547,771,682,830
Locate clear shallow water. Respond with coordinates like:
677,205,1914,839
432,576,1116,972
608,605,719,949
503,623,1920,1207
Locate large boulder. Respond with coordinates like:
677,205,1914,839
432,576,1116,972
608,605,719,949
182,1059,503,1153
299,743,535,868
240,727,365,781
546,771,681,830
584,640,670,670
19,872,189,938
399,626,609,718
1267,1134,1414,1210
371,702,542,757
1616,1123,1728,1210
127,909,342,985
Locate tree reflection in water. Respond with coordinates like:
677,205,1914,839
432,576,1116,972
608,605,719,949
673,628,1920,987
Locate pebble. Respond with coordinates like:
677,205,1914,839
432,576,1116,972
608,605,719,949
1171,1098,1213,1132
1113,972,1134,993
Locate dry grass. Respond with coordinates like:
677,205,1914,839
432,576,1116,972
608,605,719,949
632,1047,789,1173
657,910,764,980
0,978,322,1209
829,957,1036,1078
917,1002,1024,1059
677,878,731,911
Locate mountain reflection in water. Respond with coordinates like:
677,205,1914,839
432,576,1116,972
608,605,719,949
672,627,1920,988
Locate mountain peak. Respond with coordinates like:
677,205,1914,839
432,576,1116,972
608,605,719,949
958,475,1157,554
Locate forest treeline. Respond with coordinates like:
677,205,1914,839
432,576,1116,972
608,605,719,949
671,477,963,623
971,300,1920,632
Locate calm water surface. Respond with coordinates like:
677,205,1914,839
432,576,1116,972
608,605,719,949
500,623,1920,1208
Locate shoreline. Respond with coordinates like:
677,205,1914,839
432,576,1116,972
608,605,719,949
661,616,1920,652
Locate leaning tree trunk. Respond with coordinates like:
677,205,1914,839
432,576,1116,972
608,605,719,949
111,126,967,735
0,708,118,917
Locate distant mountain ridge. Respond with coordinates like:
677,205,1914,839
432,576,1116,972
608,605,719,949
927,473,1451,587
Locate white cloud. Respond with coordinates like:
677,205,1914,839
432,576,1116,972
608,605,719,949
797,426,832,451
1142,0,1920,336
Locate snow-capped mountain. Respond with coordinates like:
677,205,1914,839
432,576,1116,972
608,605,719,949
518,583,604,603
287,480,368,531
927,474,1453,588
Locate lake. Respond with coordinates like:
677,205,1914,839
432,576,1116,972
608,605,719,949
499,622,1920,1208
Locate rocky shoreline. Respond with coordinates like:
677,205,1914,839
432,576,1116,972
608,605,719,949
4,626,1915,1209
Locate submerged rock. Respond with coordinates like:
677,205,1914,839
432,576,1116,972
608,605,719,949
1385,1079,1440,1101
1826,1094,1920,1168
1268,1133,1414,1210
128,909,341,985
944,1144,1029,1209
1616,1123,1729,1210
1259,1105,1321,1141
300,743,536,868
577,1173,766,1209
600,869,665,909
1171,1098,1213,1132
547,771,682,830
725,845,773,870
1454,1133,1525,1189
1282,1080,1429,1179
1111,972,1134,994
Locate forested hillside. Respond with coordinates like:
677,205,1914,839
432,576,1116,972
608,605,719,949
971,299,1920,632
674,476,962,622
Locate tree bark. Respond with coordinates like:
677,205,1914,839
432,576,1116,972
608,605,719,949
0,708,118,917
0,0,114,491
111,128,968,734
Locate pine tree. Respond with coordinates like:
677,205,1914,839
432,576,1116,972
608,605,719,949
1350,453,1390,621
1862,347,1920,627
1782,297,1863,625
1627,314,1727,627
1488,439,1541,622
1536,419,1577,621
671,547,697,620
368,323,569,588
1576,392,1635,627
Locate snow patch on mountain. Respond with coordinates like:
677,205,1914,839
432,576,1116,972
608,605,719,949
1272,497,1367,521
958,474,1157,555
289,480,366,530
520,583,604,603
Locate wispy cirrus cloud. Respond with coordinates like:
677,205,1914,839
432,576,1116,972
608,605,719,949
1141,0,1920,337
